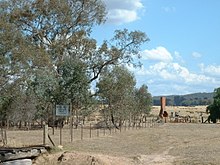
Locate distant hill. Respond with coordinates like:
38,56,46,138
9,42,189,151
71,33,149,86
153,92,214,106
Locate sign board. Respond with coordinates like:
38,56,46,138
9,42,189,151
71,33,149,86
56,105,69,116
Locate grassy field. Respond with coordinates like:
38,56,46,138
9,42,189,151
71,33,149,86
151,105,208,116
3,106,220,165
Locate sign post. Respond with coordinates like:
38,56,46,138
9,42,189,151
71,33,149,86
70,103,73,142
55,104,70,146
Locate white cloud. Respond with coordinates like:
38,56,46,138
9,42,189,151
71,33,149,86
134,62,215,84
141,46,173,62
126,46,219,96
200,63,220,76
126,64,149,76
147,62,178,80
192,52,202,58
174,51,185,63
103,0,143,10
107,9,138,24
141,62,218,95
102,0,144,25
129,61,219,96
130,47,217,86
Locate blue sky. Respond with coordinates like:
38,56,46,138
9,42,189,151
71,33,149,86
92,0,220,96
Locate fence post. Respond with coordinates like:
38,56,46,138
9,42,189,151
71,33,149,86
136,119,138,129
81,125,83,140
4,129,7,145
1,128,3,144
142,119,144,128
52,104,55,135
43,124,48,145
1,128,6,146
97,128,99,137
70,103,73,142
89,123,92,138
145,118,147,128
125,121,127,131
60,126,62,145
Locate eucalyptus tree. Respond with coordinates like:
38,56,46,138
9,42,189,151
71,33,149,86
97,66,136,128
2,0,149,78
59,57,92,125
0,0,149,125
0,0,55,123
134,84,152,123
0,0,106,122
88,29,149,83
0,0,106,76
7,89,38,129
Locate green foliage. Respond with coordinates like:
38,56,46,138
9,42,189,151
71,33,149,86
135,84,152,115
97,66,136,127
0,96,11,121
97,66,152,128
59,57,92,116
0,0,149,126
206,87,220,123
88,28,149,83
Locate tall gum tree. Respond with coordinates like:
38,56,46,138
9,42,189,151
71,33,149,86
0,0,106,121
1,0,149,81
0,0,149,125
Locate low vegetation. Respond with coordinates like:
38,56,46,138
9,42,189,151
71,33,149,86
206,88,220,123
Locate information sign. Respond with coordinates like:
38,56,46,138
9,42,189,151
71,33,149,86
56,105,69,116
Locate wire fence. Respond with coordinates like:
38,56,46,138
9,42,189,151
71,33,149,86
1,117,162,147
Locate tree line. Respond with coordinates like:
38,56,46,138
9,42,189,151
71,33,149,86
0,0,152,129
153,92,213,106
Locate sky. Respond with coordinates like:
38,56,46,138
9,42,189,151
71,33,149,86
92,0,220,96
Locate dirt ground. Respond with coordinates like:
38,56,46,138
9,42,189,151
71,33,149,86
30,123,220,165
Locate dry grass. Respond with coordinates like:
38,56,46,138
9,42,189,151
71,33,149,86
32,123,220,165
4,106,220,165
151,105,208,116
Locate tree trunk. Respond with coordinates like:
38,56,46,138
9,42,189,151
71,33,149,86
110,110,119,129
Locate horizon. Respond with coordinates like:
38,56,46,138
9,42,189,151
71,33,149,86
152,91,213,97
